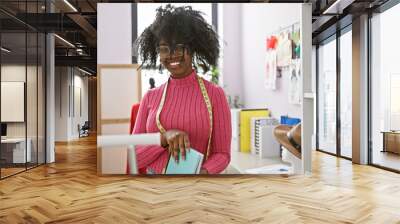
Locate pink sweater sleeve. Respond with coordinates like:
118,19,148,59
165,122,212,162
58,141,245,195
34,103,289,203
132,91,165,169
202,86,232,174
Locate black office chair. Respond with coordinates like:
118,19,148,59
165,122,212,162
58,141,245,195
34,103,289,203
78,121,90,138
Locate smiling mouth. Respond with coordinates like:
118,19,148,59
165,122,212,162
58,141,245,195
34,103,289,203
167,61,181,68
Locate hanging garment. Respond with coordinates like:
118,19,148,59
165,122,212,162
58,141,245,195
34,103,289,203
265,35,278,90
265,49,277,90
267,35,278,50
276,31,293,67
288,59,301,105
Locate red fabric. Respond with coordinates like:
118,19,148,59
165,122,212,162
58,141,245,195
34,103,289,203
129,103,141,134
133,70,232,174
127,103,141,174
267,36,278,50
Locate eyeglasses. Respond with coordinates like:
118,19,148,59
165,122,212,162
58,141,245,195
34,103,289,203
158,44,187,60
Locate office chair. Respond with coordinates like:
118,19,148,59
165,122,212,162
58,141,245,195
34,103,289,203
79,121,90,138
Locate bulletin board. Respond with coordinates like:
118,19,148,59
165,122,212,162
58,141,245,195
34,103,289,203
265,22,302,105
97,64,142,175
1,81,25,122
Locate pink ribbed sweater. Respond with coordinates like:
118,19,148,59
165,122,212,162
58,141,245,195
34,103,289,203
133,70,232,174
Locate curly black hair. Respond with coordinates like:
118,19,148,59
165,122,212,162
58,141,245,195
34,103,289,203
136,4,220,73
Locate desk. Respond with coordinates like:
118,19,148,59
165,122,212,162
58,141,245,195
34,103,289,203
1,138,31,164
381,131,400,155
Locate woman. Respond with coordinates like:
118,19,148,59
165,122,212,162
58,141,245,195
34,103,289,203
133,5,231,174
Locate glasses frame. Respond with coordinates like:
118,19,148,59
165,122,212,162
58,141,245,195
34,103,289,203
157,44,188,60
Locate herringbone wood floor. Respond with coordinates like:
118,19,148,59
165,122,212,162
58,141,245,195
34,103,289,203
1,135,400,224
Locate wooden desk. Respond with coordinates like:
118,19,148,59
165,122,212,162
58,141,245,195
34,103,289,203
381,131,400,154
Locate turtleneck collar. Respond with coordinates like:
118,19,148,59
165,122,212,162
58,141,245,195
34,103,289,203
168,69,197,87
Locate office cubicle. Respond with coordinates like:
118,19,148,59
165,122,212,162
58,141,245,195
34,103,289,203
0,1,46,179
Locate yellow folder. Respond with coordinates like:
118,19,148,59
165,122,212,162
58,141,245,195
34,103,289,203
240,109,269,153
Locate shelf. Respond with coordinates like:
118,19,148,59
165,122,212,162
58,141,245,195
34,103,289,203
303,92,315,99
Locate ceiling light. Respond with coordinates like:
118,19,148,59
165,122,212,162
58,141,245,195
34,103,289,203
63,0,78,12
1,47,11,53
323,0,355,15
54,34,75,48
78,67,93,76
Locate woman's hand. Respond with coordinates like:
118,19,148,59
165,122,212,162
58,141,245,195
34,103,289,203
160,129,191,162
200,169,208,174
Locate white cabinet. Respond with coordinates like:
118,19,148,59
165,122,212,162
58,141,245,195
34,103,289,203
230,109,241,152
1,138,32,163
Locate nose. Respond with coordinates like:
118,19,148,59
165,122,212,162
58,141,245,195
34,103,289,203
167,52,183,61
169,49,180,58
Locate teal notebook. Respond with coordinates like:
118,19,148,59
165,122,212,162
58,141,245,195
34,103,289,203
165,149,204,174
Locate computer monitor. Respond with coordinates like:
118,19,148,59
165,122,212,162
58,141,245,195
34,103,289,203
1,123,7,137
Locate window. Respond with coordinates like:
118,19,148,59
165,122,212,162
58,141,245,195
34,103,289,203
316,24,353,159
370,3,400,171
339,29,352,158
317,36,337,155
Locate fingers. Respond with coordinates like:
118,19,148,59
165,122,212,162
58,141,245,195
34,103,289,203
173,151,178,163
167,138,178,163
172,136,179,163
164,130,191,164
184,134,191,151
178,135,186,161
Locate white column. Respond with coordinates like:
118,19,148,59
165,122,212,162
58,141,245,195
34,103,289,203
352,14,369,164
301,3,313,174
46,33,55,163
97,3,132,64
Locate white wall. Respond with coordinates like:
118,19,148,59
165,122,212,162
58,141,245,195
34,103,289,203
55,67,89,141
221,4,244,107
55,67,69,141
72,74,89,138
241,4,301,118
1,65,37,137
222,4,301,119
98,3,132,64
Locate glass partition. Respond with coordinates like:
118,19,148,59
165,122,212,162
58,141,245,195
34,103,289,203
38,32,45,165
317,36,337,155
370,3,400,171
339,29,352,158
27,30,38,169
1,30,28,177
0,1,46,179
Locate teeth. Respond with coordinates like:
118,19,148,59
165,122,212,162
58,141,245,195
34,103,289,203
170,62,179,66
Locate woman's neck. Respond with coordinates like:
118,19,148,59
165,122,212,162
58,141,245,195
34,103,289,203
170,69,194,79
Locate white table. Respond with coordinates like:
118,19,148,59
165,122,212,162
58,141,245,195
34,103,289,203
228,150,287,174
1,138,32,163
